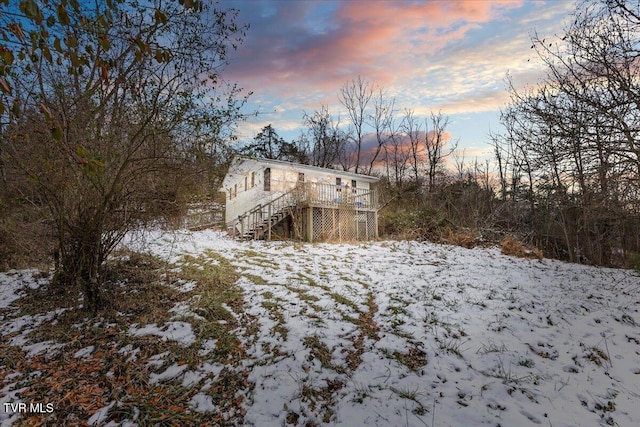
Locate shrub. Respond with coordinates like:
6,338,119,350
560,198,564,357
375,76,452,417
439,227,481,249
500,235,543,260
627,252,640,271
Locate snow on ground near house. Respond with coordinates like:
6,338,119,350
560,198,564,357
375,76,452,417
122,229,640,426
2,229,639,426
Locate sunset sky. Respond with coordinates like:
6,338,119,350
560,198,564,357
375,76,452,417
220,0,576,163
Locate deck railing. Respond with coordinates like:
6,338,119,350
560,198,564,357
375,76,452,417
292,182,378,210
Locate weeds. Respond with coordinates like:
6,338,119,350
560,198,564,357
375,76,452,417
303,335,334,370
389,386,427,416
385,347,428,372
438,337,465,357
477,342,508,355
490,356,540,386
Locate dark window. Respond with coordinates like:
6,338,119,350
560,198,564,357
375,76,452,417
233,184,237,198
251,172,256,188
351,180,356,188
244,176,248,191
336,177,341,186
264,168,271,191
298,172,305,182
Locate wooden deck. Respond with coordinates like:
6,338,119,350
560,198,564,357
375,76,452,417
228,181,379,241
291,182,378,211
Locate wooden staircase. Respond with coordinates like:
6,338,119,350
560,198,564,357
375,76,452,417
229,190,296,240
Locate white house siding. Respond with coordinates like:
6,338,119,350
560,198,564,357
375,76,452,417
222,157,376,227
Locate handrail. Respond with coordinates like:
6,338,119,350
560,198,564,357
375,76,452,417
293,182,378,209
233,190,297,238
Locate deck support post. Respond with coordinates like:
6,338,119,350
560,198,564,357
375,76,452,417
267,204,272,241
307,207,313,242
374,212,379,239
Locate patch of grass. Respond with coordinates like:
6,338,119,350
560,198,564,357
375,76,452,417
359,292,379,339
526,342,559,360
584,346,609,367
351,381,372,404
329,292,359,312
503,290,519,304
385,347,428,372
286,285,320,303
238,250,280,269
491,356,540,385
299,378,345,423
477,342,508,355
618,313,636,326
4,327,252,426
389,386,427,415
244,273,269,285
260,299,289,341
438,338,465,357
179,251,243,322
423,311,440,325
1,248,255,425
298,272,330,292
388,304,409,317
303,335,334,370
518,358,535,368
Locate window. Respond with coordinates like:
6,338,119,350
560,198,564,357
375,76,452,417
336,177,342,193
264,168,271,191
298,172,305,182
336,177,341,186
351,180,356,188
251,172,256,188
233,184,237,198
244,176,248,191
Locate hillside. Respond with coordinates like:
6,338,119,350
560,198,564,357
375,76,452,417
1,230,639,426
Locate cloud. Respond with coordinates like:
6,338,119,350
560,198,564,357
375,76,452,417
218,0,573,147
223,0,526,99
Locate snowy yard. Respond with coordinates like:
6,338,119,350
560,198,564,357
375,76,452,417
1,229,639,426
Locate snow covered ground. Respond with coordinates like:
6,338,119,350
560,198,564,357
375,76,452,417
2,229,640,426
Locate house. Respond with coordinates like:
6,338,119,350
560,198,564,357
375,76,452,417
220,156,380,241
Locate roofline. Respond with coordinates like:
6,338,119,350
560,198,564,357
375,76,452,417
233,156,380,183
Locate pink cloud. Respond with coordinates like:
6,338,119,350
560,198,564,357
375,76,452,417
223,0,525,99
353,128,455,170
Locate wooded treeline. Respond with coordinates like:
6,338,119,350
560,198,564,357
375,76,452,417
492,0,640,267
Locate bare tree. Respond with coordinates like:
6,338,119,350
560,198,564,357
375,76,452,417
495,0,640,265
302,105,348,169
384,119,411,186
424,111,457,192
368,87,396,175
339,76,373,173
400,108,423,183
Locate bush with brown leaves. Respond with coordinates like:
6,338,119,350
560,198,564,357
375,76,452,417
500,235,543,260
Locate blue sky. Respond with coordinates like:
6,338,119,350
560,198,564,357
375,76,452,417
221,0,576,162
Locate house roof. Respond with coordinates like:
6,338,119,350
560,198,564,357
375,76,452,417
221,156,379,189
